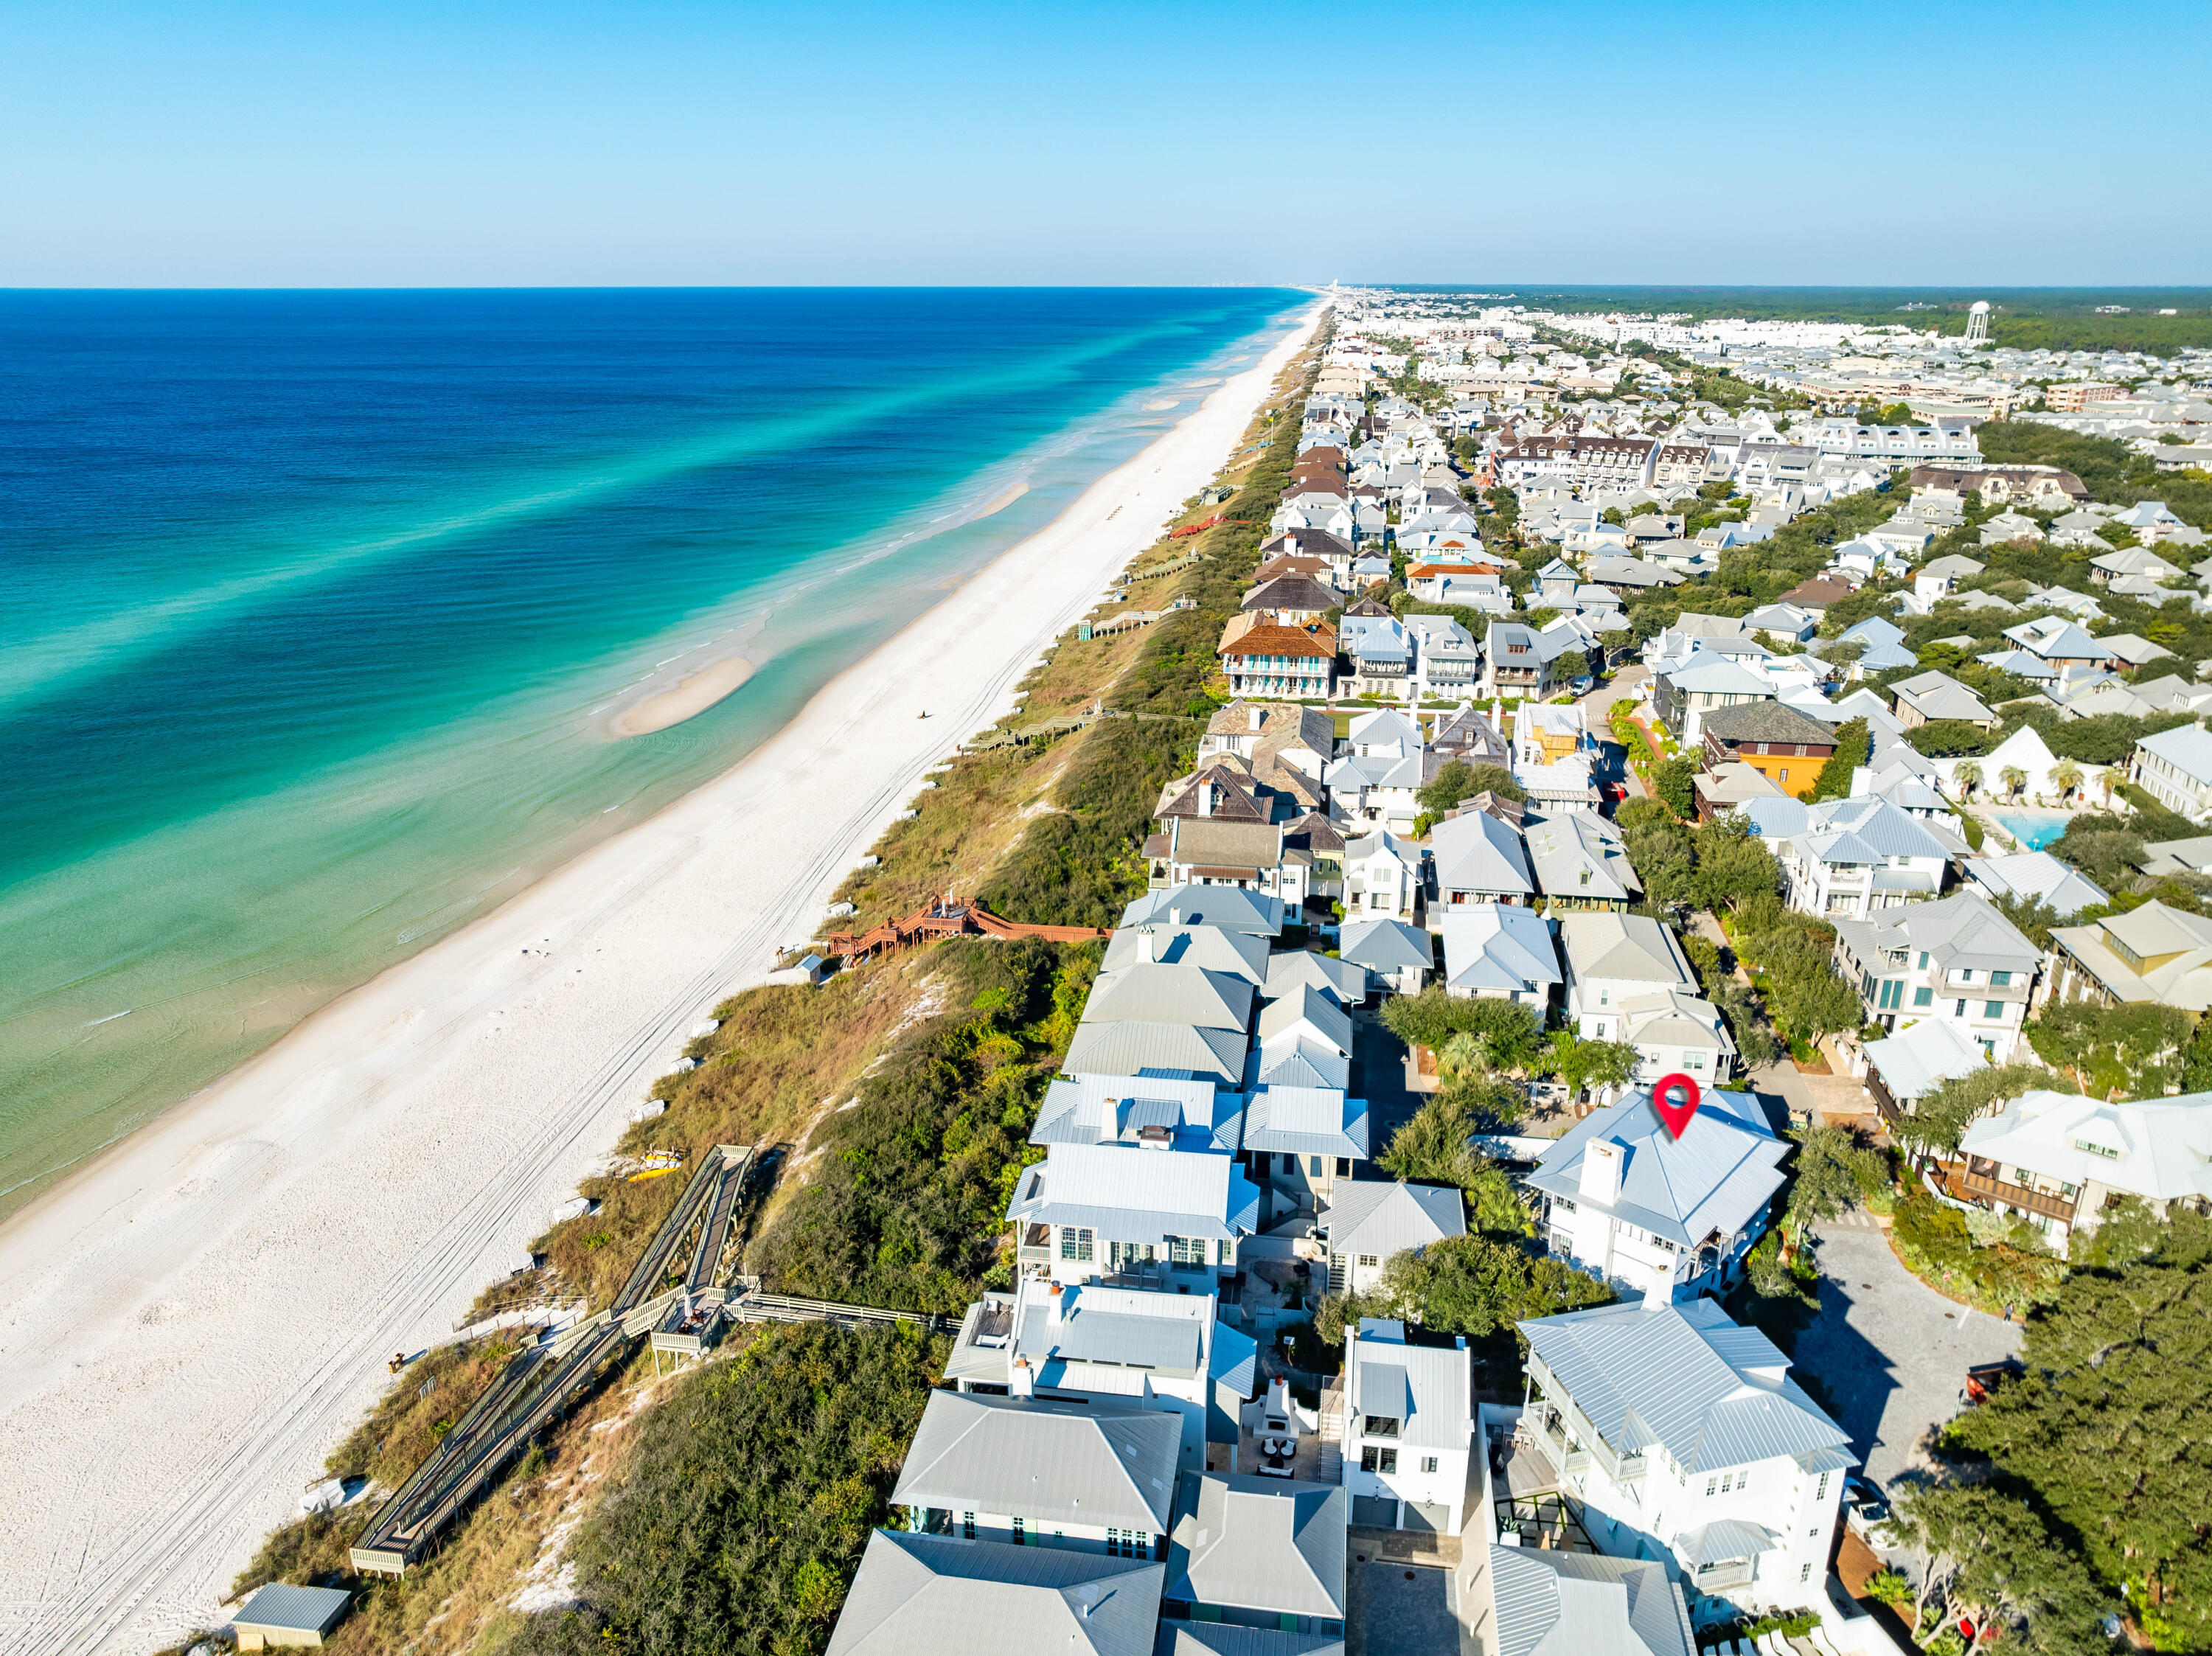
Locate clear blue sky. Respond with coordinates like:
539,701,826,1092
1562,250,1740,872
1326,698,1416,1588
2,0,2202,288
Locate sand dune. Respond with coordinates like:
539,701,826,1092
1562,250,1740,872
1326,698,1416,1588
0,305,1320,1655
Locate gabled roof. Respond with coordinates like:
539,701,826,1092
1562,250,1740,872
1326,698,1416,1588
1439,903,1564,996
891,1393,1181,1531
1166,1475,1346,1619
1526,1086,1781,1247
1890,670,1994,726
2137,723,2212,787
1963,1088,2212,1206
1322,1180,1464,1258
1488,1548,1695,1656
1557,911,1695,988
1696,701,1836,747
1660,656,1772,697
1338,917,1434,974
1241,1085,1369,1160
1431,807,1535,897
1861,1017,1988,1107
1104,926,1270,987
1064,1019,1249,1088
1520,1299,1849,1475
1832,889,2040,978
1031,1072,1235,1152
2002,616,2102,661
1006,1143,1261,1242
1088,962,1256,1032
1121,886,1284,937
1961,851,2107,919
829,1531,1163,1656
1350,1318,1471,1450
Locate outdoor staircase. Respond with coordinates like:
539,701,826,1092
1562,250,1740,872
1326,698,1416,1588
1316,1384,1345,1483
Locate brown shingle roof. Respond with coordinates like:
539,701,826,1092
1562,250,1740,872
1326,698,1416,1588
1699,702,1838,748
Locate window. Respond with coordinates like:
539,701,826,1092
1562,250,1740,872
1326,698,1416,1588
1956,969,1975,984
1816,1472,1830,1500
1801,1563,1813,1583
1991,970,2012,987
962,1512,975,1540
1060,1227,1094,1262
1779,768,1789,782
1363,1416,1402,1438
1984,1001,2005,1020
1336,1158,1352,1177
1168,1235,1207,1266
1955,1000,1968,1017
1107,1528,1147,1559
1913,987,1933,1007
2073,1137,2120,1160
1719,1472,1733,1494
1705,1477,1717,1496
1357,1253,1380,1267
1309,1155,1324,1177
1012,1516,1026,1545
1422,1456,1439,1473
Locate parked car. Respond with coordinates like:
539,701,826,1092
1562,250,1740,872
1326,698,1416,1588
1845,1475,1896,1545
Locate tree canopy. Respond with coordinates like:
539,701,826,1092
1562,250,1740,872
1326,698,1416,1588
1810,717,1870,801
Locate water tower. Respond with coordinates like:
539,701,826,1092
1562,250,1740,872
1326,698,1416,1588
1964,300,1991,346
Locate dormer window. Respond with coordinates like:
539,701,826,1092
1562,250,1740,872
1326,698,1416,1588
2073,1138,2120,1160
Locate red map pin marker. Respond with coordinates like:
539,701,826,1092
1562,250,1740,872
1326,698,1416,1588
1651,1072,1702,1141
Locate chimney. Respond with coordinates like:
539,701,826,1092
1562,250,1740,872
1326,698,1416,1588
1049,1281,1067,1326
1579,1138,1625,1205
1250,706,1265,734
1169,905,1183,926
1199,784,1214,818
1010,1354,1034,1398
1137,928,1156,964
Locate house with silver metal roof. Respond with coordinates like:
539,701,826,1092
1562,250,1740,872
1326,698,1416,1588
1526,1086,1786,1304
891,1391,1181,1554
1338,916,1433,997
1239,1084,1369,1211
1104,925,1272,988
1247,989,1353,1093
1431,807,1536,909
1087,961,1256,1035
2132,723,2212,823
1557,913,1735,1088
1436,904,1560,1007
1516,1299,1852,1622
827,1529,1164,1656
1032,1074,1239,1153
2045,900,2212,1029
1121,887,1286,939
1318,1181,1465,1295
1006,1142,1262,1288
1961,849,2106,920
1163,1473,1346,1638
942,1278,1257,1471
1754,795,1958,922
1956,1088,2212,1245
1343,1318,1475,1534
1477,1546,1695,1656
1523,810,1641,912
1832,889,2041,1058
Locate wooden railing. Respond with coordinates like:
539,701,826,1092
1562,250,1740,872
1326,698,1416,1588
1951,1164,2077,1223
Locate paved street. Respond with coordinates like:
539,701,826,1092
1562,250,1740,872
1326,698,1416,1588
1795,1215,2023,1494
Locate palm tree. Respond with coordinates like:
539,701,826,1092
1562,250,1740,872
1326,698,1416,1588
2000,766,2028,801
2051,759,2084,803
1953,759,1983,799
2099,768,2119,809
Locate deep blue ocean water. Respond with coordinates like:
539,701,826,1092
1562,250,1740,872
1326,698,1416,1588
0,287,1301,1210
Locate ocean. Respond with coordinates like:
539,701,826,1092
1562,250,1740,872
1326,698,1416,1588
0,286,1303,1215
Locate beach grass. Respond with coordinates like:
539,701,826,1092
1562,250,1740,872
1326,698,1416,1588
216,313,1333,1652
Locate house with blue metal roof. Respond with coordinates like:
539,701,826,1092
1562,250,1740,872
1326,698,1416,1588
1524,1085,1787,1304
1516,1298,1853,1624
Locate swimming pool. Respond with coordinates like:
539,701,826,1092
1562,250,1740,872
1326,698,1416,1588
1994,811,2073,852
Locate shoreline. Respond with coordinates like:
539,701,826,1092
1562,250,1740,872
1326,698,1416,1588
0,304,1318,1656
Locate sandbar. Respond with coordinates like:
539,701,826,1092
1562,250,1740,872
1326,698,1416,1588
0,305,1319,1655
610,656,756,736
1144,398,1179,411
971,480,1029,519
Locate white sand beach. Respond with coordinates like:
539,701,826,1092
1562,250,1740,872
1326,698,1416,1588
0,306,1315,1655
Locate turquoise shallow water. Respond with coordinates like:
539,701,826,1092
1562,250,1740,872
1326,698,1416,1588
0,287,1301,1214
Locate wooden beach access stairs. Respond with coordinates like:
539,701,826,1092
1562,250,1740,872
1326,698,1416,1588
818,895,1107,967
